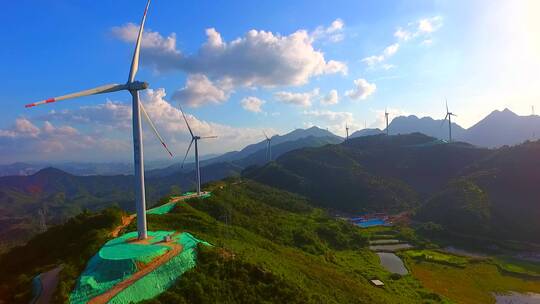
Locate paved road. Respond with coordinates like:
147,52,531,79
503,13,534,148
33,266,63,304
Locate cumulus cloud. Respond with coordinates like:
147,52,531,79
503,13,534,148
274,89,320,107
345,79,376,100
3,89,276,162
240,96,266,113
311,18,345,42
0,118,41,138
42,101,132,129
321,90,339,105
172,74,231,107
111,23,182,73
0,118,108,161
112,24,347,93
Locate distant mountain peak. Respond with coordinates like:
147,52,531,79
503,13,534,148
33,167,71,177
490,108,517,117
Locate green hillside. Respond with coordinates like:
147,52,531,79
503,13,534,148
0,179,448,304
416,140,540,243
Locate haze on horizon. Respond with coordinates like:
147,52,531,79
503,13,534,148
1,0,539,163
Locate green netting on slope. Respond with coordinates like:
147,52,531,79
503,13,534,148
69,231,176,304
147,192,213,215
108,233,210,304
147,203,176,215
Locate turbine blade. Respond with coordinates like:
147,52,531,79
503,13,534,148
263,130,268,140
440,114,448,127
127,0,151,83
181,139,194,168
200,136,218,139
178,104,194,137
25,84,125,108
139,102,173,157
446,98,449,113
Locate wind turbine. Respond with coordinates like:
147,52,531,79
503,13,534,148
24,0,173,240
385,108,390,136
263,131,272,162
441,99,457,142
345,123,350,142
179,106,217,196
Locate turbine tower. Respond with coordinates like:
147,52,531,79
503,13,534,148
345,124,350,141
385,108,390,136
442,99,457,142
179,106,217,196
24,0,173,240
263,131,272,162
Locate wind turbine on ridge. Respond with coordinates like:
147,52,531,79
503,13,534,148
345,123,350,142
385,108,390,136
179,106,217,196
441,99,457,142
24,0,172,240
263,131,272,162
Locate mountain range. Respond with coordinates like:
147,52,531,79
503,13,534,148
1,109,539,178
381,108,540,148
246,133,540,244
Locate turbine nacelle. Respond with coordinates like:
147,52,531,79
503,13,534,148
127,81,149,91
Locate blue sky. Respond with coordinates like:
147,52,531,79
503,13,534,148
1,0,539,163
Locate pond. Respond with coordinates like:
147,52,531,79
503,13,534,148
355,218,388,228
377,252,408,275
495,292,540,303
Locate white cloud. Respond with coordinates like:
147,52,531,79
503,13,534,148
345,79,376,100
0,118,41,138
321,90,339,105
383,43,400,57
111,23,181,73
112,24,347,89
42,101,132,129
394,27,412,41
172,74,231,107
418,16,443,34
240,96,266,113
274,89,320,107
303,110,360,135
363,16,442,68
361,55,384,66
394,16,443,41
3,89,277,162
362,43,399,68
312,18,345,42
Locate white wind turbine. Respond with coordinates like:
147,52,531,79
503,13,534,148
179,106,217,196
345,123,350,142
24,0,173,240
385,108,390,136
441,99,457,142
263,131,272,162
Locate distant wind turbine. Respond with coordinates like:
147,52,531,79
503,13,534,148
263,131,272,162
385,108,390,135
24,0,172,240
345,123,350,142
441,99,457,142
179,106,217,196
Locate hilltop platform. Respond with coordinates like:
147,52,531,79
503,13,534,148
69,231,209,304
